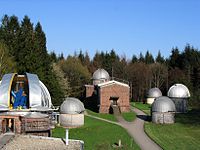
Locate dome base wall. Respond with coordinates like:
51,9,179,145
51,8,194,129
152,112,175,124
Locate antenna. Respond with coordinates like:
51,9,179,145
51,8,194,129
112,66,113,79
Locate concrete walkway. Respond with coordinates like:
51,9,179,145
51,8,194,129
113,106,162,150
0,133,15,149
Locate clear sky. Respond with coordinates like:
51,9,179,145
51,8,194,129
0,0,200,59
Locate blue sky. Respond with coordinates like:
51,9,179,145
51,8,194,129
0,0,200,59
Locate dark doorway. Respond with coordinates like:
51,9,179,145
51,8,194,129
5,118,15,133
110,96,119,106
109,106,114,114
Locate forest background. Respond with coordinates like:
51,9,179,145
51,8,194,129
0,15,199,109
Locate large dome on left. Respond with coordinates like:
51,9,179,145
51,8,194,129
0,73,53,111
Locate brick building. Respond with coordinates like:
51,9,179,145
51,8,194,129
85,69,130,113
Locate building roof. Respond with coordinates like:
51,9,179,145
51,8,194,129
60,97,85,114
97,80,129,88
167,83,190,98
152,96,176,113
147,88,162,98
92,68,110,80
24,112,49,118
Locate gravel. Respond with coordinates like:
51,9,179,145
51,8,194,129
2,135,83,150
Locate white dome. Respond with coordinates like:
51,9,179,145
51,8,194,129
147,88,162,98
168,84,190,98
152,96,176,113
93,68,110,80
60,97,85,114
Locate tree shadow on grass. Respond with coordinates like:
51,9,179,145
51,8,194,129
175,109,200,126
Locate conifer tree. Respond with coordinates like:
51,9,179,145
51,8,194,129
144,51,154,64
131,55,138,63
138,52,145,62
156,51,165,63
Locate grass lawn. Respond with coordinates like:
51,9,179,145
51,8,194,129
132,102,200,150
145,110,200,150
121,112,136,122
131,102,151,115
86,109,117,122
52,116,140,150
87,109,137,122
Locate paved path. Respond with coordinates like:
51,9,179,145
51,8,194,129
86,107,162,150
113,106,162,150
0,133,15,149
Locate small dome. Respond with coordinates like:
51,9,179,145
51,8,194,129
60,97,85,114
152,96,176,113
147,88,162,98
92,68,110,80
168,84,190,98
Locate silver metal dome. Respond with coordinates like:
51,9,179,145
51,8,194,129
147,88,162,98
152,96,176,112
0,73,53,111
60,97,85,114
92,68,110,80
168,84,190,98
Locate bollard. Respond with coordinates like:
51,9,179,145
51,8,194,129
66,128,68,145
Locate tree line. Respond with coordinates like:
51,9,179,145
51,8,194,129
0,15,199,109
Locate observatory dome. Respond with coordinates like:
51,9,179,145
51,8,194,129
0,73,52,111
60,97,85,114
147,88,162,98
168,84,190,98
92,68,110,80
152,96,176,113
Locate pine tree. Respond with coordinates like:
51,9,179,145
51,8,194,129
78,50,84,65
0,15,20,57
17,15,34,73
169,47,180,68
156,51,165,63
49,51,57,62
138,52,145,62
131,55,138,63
144,51,154,64
0,42,16,78
58,53,64,60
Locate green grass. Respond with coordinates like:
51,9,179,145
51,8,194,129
131,102,151,115
121,112,136,122
131,102,200,149
145,110,200,150
52,116,140,150
86,109,117,122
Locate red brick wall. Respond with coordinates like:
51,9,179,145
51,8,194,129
85,85,94,97
0,115,51,136
0,115,22,134
99,84,130,113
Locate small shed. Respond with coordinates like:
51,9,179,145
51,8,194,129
151,96,176,124
167,84,190,113
97,80,130,113
146,88,162,105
